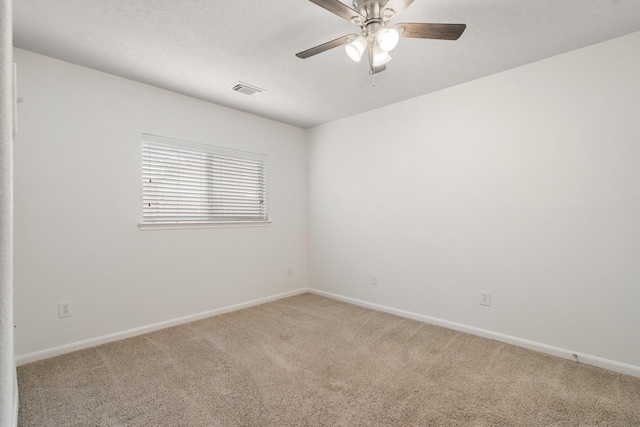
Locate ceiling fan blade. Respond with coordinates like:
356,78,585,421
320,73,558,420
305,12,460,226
395,23,467,40
296,34,358,59
307,0,366,23
382,0,415,18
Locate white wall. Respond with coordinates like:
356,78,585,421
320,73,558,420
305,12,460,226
13,48,308,358
1,1,16,424
308,32,640,369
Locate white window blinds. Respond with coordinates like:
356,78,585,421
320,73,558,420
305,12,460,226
142,134,267,224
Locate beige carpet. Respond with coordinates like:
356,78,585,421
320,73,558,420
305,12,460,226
17,293,640,426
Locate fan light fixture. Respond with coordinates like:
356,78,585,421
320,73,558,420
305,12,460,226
345,35,368,62
345,27,398,65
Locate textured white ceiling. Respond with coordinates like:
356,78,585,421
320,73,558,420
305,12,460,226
13,0,640,128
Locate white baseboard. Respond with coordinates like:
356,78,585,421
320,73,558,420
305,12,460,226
16,287,640,379
308,289,640,379
15,288,310,366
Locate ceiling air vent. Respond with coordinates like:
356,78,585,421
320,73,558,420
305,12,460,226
230,82,265,97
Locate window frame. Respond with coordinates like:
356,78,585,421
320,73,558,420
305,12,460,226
138,134,270,231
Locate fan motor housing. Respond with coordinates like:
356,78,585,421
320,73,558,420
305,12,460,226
352,0,385,20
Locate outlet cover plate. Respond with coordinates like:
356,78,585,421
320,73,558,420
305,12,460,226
480,292,491,306
58,301,72,318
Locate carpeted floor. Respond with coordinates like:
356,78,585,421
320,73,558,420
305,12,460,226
17,293,640,426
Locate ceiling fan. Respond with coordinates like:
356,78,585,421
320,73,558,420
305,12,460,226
296,0,466,74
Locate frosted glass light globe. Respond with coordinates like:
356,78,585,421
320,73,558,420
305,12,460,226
345,35,368,62
376,28,399,52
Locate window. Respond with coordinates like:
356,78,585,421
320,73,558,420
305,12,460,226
140,134,268,229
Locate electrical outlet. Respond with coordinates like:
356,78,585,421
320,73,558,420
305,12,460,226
371,275,378,286
480,292,491,306
58,301,71,318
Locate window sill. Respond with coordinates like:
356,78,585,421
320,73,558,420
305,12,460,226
138,221,271,231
